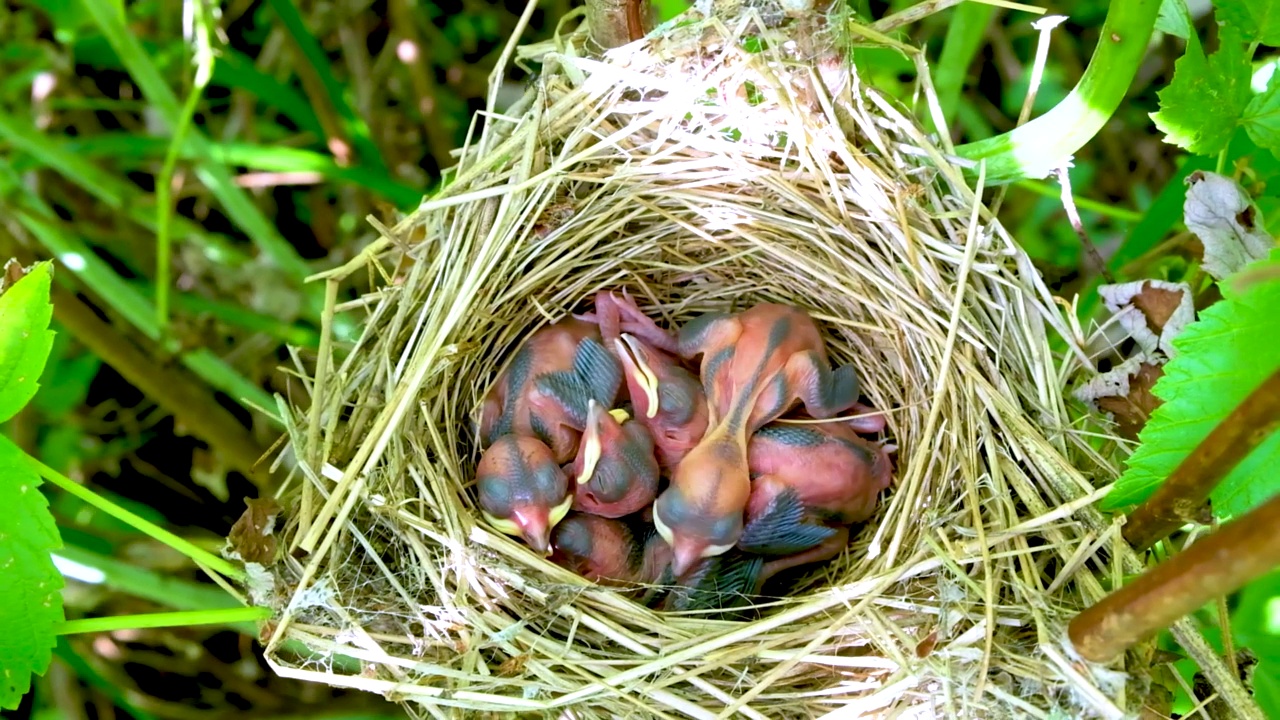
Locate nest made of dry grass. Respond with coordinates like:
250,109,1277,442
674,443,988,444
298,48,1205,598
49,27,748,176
246,4,1170,718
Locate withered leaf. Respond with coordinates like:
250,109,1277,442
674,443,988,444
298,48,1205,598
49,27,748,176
227,497,282,565
1,259,30,296
1184,170,1273,281
1098,280,1194,359
1074,356,1166,440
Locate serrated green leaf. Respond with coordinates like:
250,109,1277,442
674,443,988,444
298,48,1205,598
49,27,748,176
1150,28,1252,156
1102,259,1280,517
1244,72,1280,155
1213,0,1280,46
1156,0,1194,40
0,438,65,709
0,262,56,424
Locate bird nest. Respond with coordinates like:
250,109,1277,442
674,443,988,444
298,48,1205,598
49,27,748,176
250,4,1143,718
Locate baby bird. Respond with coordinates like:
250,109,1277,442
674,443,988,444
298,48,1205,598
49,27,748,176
655,303,862,575
738,421,893,555
580,291,710,469
476,434,572,554
550,513,673,586
567,401,660,518
478,318,623,464
614,332,709,469
577,288,680,354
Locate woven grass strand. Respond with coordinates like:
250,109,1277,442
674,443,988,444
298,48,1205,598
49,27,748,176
256,6,1253,718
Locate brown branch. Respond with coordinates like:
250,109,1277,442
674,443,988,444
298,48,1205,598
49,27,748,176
50,285,272,485
1123,365,1280,551
587,0,655,49
1069,489,1280,663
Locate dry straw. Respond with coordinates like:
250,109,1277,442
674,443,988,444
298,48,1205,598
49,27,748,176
249,3,1221,717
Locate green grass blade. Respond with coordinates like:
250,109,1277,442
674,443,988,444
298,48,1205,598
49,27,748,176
23,444,246,582
77,0,315,291
54,543,239,614
932,2,995,127
955,0,1161,184
156,0,216,330
68,134,422,207
214,48,325,137
0,111,251,267
56,607,271,635
0,167,278,414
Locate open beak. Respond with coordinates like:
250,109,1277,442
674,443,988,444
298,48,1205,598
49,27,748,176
578,400,604,486
616,334,660,419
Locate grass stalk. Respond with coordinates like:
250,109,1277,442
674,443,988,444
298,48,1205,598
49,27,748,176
56,607,271,635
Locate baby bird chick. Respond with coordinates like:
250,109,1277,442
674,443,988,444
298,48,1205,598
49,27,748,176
656,303,862,575
476,434,572,554
738,421,892,555
568,401,660,518
478,318,623,464
550,513,673,586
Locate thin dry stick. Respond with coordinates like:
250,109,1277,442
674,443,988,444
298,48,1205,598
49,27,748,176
1054,165,1115,284
1069,489,1280,664
1124,365,1280,551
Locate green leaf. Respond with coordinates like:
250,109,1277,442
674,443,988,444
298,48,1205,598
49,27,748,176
1102,259,1280,517
1156,0,1193,39
0,437,65,709
0,263,56,424
1150,27,1252,156
1244,72,1280,155
1213,0,1280,46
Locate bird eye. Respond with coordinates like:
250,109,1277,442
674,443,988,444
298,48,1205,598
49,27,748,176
478,476,512,509
709,514,742,543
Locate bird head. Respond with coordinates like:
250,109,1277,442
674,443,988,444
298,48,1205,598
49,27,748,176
653,485,744,576
476,434,572,554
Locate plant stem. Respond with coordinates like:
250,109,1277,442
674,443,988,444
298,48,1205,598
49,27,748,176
156,0,216,330
1123,366,1280,551
954,0,1161,184
9,437,246,581
1069,490,1280,663
586,0,654,48
56,607,271,635
54,543,239,612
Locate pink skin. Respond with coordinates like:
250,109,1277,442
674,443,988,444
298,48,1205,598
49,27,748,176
478,319,622,464
475,435,572,553
550,515,674,587
614,333,710,470
575,289,679,354
746,421,893,528
549,513,638,586
657,304,862,575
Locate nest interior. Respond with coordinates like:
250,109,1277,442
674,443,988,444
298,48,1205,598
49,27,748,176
259,5,1144,718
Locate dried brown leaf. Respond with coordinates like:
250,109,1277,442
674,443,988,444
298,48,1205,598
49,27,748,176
227,497,282,565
